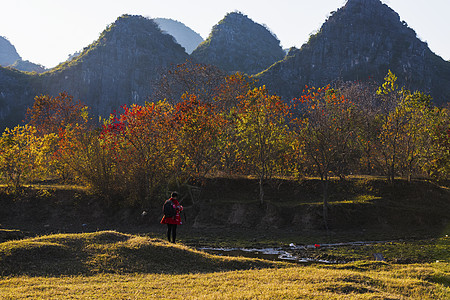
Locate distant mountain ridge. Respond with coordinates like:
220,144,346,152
0,15,189,129
1,1,450,131
257,0,450,105
154,18,204,54
191,12,286,75
10,60,46,73
0,36,47,73
0,36,21,66
36,14,189,116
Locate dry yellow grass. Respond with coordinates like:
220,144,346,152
0,263,448,299
0,231,448,299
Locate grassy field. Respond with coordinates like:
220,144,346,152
0,231,449,299
0,178,449,298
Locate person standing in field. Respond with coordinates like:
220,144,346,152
161,192,183,243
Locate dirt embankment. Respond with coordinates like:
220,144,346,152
185,177,450,232
0,178,449,239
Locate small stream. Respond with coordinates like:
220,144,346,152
199,240,393,264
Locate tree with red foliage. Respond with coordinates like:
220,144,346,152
172,93,227,184
100,101,175,204
26,92,88,135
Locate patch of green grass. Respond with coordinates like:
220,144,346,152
286,194,380,206
297,236,450,264
0,182,89,191
333,194,381,205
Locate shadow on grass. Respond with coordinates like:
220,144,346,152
0,231,286,277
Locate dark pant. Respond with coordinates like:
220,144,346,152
167,224,177,243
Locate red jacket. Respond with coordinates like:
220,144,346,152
160,198,183,225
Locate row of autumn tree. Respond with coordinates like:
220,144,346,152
0,64,449,207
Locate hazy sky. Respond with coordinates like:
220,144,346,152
1,0,449,68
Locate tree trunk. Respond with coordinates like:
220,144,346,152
259,175,264,205
390,161,395,183
407,154,414,183
407,161,412,183
390,136,397,183
366,145,372,175
321,177,329,231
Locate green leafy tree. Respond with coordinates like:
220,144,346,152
0,125,56,191
420,106,450,180
211,74,253,176
376,71,436,182
236,86,291,204
376,70,405,182
395,91,433,181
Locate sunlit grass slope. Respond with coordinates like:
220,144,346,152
0,231,449,299
0,231,284,276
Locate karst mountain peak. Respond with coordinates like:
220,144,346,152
191,11,286,75
257,0,450,106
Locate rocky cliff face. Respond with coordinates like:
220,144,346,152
0,67,35,129
0,36,47,73
191,12,286,75
0,36,21,67
154,18,204,54
0,15,189,130
257,0,450,106
36,15,189,117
